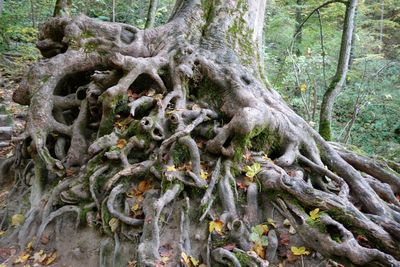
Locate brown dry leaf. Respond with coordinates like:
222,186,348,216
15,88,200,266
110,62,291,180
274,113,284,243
137,180,152,193
253,243,265,259
127,260,137,267
43,251,57,265
279,232,290,246
237,181,249,190
117,139,127,149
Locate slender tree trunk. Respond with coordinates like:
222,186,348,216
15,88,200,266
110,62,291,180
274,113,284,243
112,0,116,22
295,0,303,56
29,0,36,28
319,0,357,140
145,0,159,29
53,0,72,17
379,0,384,54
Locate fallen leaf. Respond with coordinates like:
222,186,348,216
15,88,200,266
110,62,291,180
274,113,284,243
128,260,137,267
309,208,320,221
181,252,190,265
280,232,290,246
236,181,248,190
291,246,310,256
11,213,25,227
209,220,224,234
43,251,57,265
137,180,152,193
289,225,296,234
244,163,261,179
253,243,265,259
166,165,177,172
131,203,140,212
161,256,169,263
13,252,30,264
109,218,119,232
33,249,46,263
0,230,5,236
267,218,277,228
116,139,127,149
0,264,6,267
200,170,209,180
189,256,200,266
283,219,291,227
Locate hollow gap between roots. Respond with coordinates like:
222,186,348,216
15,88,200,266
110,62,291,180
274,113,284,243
53,70,93,96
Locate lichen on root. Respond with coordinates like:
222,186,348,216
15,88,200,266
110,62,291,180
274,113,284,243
2,0,400,266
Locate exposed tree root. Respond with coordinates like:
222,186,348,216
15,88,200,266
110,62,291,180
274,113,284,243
3,4,400,267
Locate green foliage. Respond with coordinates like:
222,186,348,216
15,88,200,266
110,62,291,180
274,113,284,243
264,0,399,161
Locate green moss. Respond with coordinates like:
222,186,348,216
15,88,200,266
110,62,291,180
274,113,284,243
319,119,332,141
81,30,94,38
234,251,253,265
83,42,99,53
171,143,191,165
232,127,279,163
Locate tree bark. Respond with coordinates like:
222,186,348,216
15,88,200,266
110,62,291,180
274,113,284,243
145,0,159,29
319,0,357,140
3,0,400,266
53,0,72,17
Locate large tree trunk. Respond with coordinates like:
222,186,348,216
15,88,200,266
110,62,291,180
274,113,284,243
2,0,400,266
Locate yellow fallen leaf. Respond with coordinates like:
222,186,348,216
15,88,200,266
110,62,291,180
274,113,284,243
161,256,169,263
109,218,119,232
209,220,224,234
33,249,46,263
26,240,34,252
267,218,277,228
309,208,320,221
189,256,200,266
131,203,140,212
0,264,6,267
13,252,30,264
11,213,25,227
0,230,5,236
253,243,265,259
200,170,209,180
43,251,57,265
181,251,190,265
166,165,177,172
291,246,310,256
116,139,127,149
